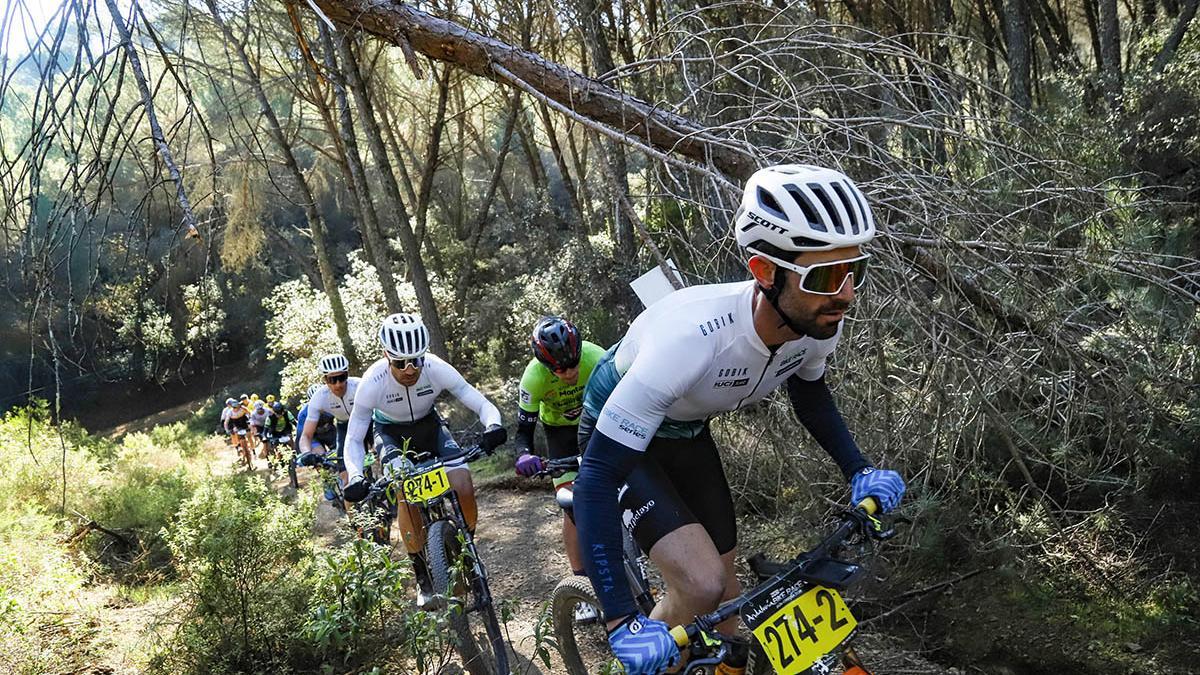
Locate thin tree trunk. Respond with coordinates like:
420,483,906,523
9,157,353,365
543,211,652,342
319,24,403,315
415,63,453,244
105,0,199,241
1099,0,1123,107
1003,0,1033,110
575,0,636,261
1153,0,1200,73
538,101,587,230
456,92,523,307
204,0,358,366
336,34,448,356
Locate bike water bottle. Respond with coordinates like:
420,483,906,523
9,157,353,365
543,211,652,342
715,640,748,674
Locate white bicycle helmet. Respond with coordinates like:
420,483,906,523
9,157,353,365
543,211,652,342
734,164,875,253
306,383,321,399
317,353,349,374
379,313,429,359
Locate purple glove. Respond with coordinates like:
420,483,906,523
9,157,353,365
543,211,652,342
515,453,545,477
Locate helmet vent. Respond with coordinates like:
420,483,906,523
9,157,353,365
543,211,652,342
756,187,787,221
808,183,843,234
831,181,860,234
784,185,824,231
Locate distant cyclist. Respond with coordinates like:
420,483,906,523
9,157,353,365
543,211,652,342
342,313,507,606
512,316,604,579
227,397,252,469
220,398,237,443
573,165,907,674
248,401,269,456
299,354,360,498
264,401,296,464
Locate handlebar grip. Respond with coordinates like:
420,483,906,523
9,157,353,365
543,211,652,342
670,625,690,648
856,497,880,515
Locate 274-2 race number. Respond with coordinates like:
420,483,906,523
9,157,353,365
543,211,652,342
751,585,857,674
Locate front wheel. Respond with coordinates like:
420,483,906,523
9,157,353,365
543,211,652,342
426,519,508,675
550,575,612,675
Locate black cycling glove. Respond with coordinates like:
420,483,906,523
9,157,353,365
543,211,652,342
481,424,507,452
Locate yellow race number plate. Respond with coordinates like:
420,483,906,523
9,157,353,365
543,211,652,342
402,466,451,503
751,586,857,674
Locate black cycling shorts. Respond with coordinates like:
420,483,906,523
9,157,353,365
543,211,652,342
229,415,249,431
609,425,737,557
374,413,463,469
544,424,578,461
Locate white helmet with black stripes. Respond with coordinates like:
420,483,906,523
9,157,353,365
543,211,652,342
734,164,875,253
317,353,349,375
379,313,429,359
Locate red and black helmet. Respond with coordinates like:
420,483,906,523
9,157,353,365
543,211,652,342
531,316,581,371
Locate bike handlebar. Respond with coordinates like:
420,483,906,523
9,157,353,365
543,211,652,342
532,455,581,479
670,497,889,650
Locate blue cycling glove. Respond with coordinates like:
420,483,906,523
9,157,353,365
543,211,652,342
608,614,679,675
850,466,906,513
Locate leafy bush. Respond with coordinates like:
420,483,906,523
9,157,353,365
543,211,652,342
154,478,315,674
305,538,410,662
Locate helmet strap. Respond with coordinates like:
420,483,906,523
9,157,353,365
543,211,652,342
757,269,810,338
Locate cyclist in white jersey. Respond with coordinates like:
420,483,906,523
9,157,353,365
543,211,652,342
342,313,506,605
299,354,361,492
573,165,907,675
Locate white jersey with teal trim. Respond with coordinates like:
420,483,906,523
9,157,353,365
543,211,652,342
305,377,361,423
344,355,501,481
595,280,841,452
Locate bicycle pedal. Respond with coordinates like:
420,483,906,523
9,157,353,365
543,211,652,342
416,590,448,611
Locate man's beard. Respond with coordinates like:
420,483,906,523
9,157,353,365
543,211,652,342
777,297,850,340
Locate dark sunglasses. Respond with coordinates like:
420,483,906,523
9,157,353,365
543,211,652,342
389,356,425,371
325,372,349,384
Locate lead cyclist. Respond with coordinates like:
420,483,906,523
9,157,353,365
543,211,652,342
573,165,907,675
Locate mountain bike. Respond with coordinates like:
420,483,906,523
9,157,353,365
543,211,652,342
665,498,906,674
537,456,655,675
361,443,510,675
233,427,253,470
550,482,906,675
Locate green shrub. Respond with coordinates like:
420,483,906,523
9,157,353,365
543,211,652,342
153,478,315,674
305,538,410,663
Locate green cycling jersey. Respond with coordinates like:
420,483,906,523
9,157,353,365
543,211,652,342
518,340,605,426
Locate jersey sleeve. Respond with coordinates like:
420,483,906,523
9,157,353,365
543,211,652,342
517,361,544,414
344,381,376,480
593,333,712,452
435,360,503,428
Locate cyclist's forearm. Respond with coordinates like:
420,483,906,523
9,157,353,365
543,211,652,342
574,430,641,619
344,416,369,479
787,375,870,479
515,409,538,453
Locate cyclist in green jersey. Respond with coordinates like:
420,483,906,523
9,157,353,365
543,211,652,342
513,316,604,576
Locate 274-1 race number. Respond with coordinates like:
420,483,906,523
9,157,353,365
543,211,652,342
751,586,857,674
402,466,450,503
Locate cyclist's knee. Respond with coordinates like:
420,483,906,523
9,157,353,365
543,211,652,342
673,558,727,608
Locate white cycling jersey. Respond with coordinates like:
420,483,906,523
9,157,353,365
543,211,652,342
249,409,268,426
304,377,361,423
220,407,233,423
344,354,501,481
595,280,840,452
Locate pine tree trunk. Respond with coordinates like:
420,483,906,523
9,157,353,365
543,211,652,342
336,35,448,356
204,0,359,367
319,24,403,315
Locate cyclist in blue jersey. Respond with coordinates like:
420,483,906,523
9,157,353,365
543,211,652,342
573,165,907,674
